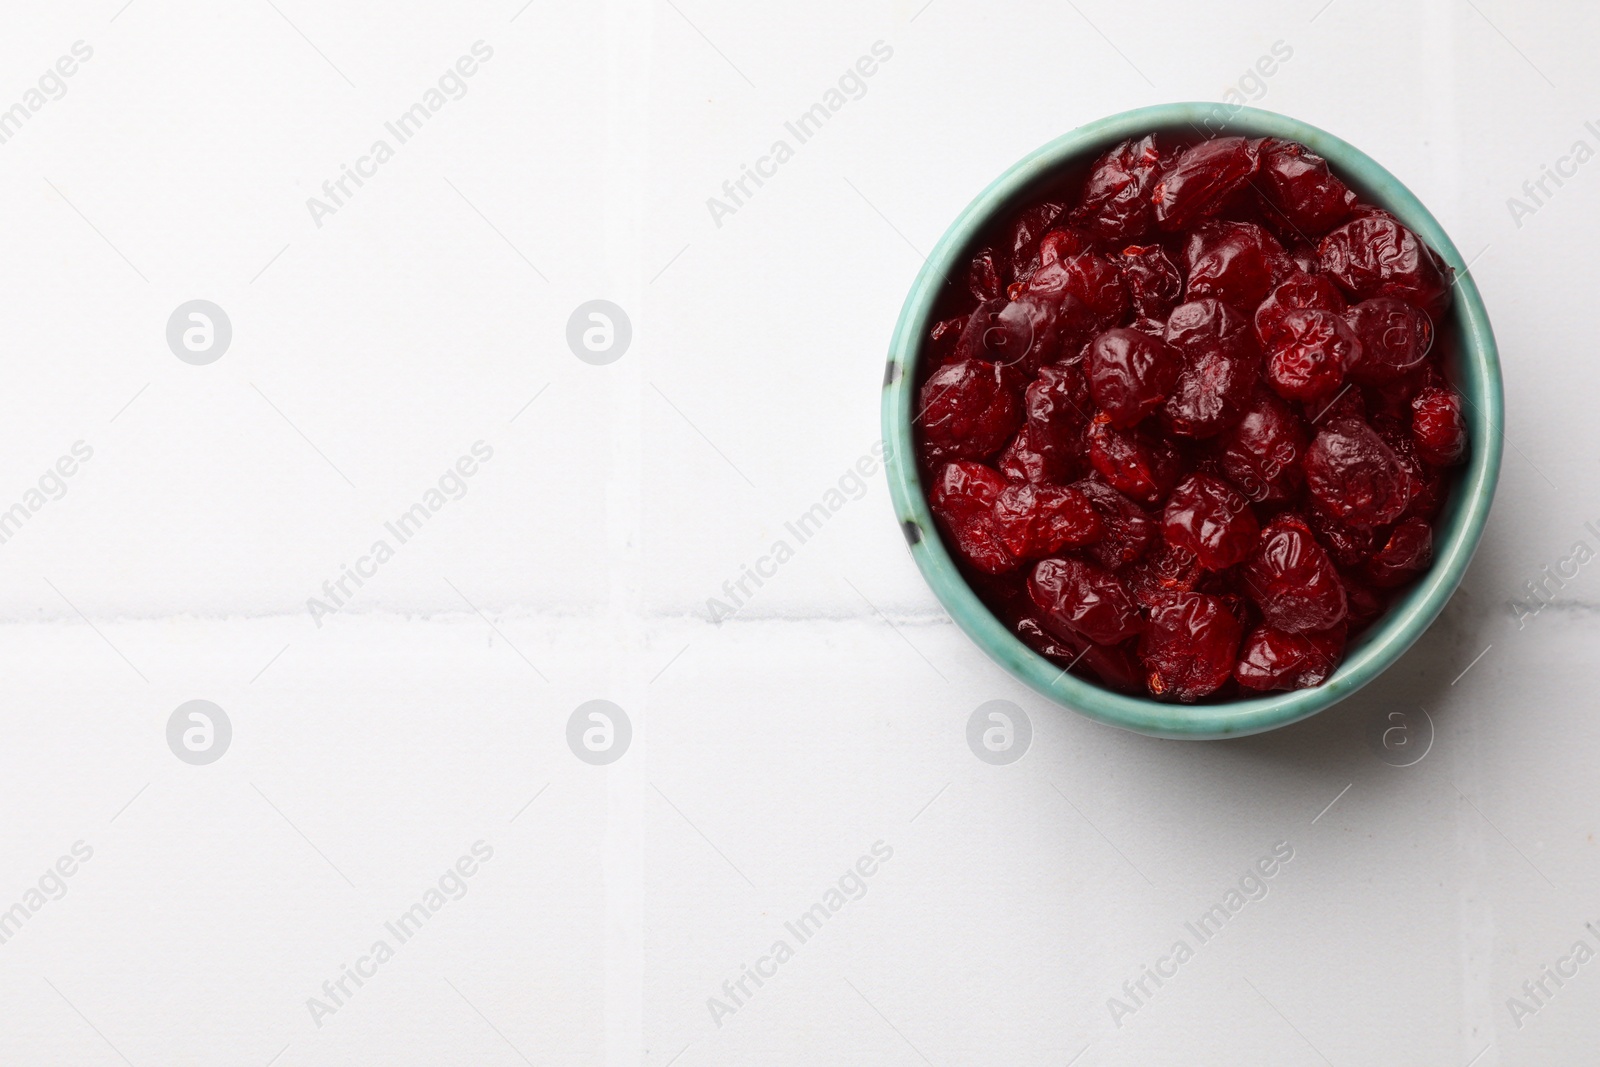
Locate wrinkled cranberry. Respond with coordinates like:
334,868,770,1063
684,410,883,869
1163,342,1258,440
1184,220,1288,311
1411,385,1467,466
1086,327,1181,428
1218,390,1308,502
1165,298,1257,363
1258,139,1357,235
1122,534,1204,610
1363,517,1433,588
1029,557,1143,645
1073,135,1164,246
1139,591,1244,701
1015,615,1143,693
1318,214,1453,316
1306,506,1376,568
1118,244,1183,320
1088,417,1182,504
920,358,1022,461
1264,309,1362,402
1074,475,1156,569
1025,362,1092,446
968,249,1005,302
999,424,1073,484
1234,622,1346,691
1027,252,1128,331
1162,473,1260,571
928,461,1016,574
1243,513,1347,633
927,315,967,363
1038,227,1092,267
1345,298,1432,384
1255,273,1347,350
1304,417,1414,527
1152,137,1262,231
992,482,1105,559
1008,199,1068,281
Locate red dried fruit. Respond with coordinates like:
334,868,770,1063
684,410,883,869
992,482,1105,559
1340,572,1386,633
1087,417,1181,504
928,461,1016,574
1074,475,1156,569
919,358,1022,461
1218,390,1308,503
1234,623,1346,691
1152,136,1262,232
1139,591,1244,701
1362,516,1433,588
1038,227,1092,267
1258,139,1357,235
1184,220,1288,311
927,315,967,363
1345,298,1432,384
1122,534,1204,610
1073,135,1164,246
1028,252,1129,331
1255,272,1346,350
1162,473,1260,571
1306,506,1376,568
1029,556,1143,645
999,424,1072,484
1007,199,1068,281
968,248,1005,302
1304,417,1414,527
1243,513,1347,633
1118,244,1183,321
1015,615,1143,693
1264,309,1362,402
1086,327,1181,428
1318,214,1453,316
1411,385,1467,466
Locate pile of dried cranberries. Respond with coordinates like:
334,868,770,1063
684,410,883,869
916,133,1467,702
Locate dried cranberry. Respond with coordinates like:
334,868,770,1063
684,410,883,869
999,424,1073,484
1162,473,1260,571
1184,220,1287,311
1264,309,1362,402
1029,557,1143,645
1139,591,1244,701
1007,199,1068,281
1122,534,1204,610
1015,615,1143,693
992,483,1105,559
1165,298,1256,364
1340,573,1386,633
1411,385,1467,466
1306,506,1376,568
1318,214,1453,316
928,461,1016,574
1243,513,1347,633
1234,622,1346,691
927,315,967,363
968,249,1005,302
1117,244,1183,320
1028,252,1129,331
1087,417,1182,504
1345,298,1432,384
1162,342,1257,440
1218,390,1308,503
1362,517,1433,588
1086,327,1181,428
1255,272,1346,350
1152,137,1262,232
1073,475,1156,569
1038,227,1092,267
1073,136,1164,246
1304,417,1414,527
919,358,1022,461
1258,139,1357,235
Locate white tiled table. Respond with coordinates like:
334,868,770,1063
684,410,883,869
0,1,1593,1064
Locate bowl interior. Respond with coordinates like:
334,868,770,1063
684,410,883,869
881,103,1503,739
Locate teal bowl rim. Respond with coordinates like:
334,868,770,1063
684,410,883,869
881,103,1504,740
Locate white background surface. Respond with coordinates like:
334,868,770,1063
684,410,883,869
0,0,1594,1064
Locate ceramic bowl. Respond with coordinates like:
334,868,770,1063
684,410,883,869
880,103,1503,739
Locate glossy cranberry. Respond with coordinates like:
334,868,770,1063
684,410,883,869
1015,615,1143,693
1029,556,1143,645
928,462,1016,574
1027,252,1129,331
1162,473,1260,571
1218,390,1308,502
919,358,1022,461
1117,244,1183,320
1243,513,1347,633
968,248,1005,301
1234,623,1346,691
1007,199,1068,281
1139,591,1244,701
1162,342,1257,440
1306,506,1375,568
1184,220,1287,311
1038,227,1092,267
1165,298,1256,363
1086,327,1181,428
1121,534,1203,610
953,294,1077,372
1258,139,1357,235
1318,214,1453,316
1264,309,1361,402
1025,362,1091,446
1345,298,1432,384
1255,273,1346,350
992,482,1105,559
1152,136,1262,232
1304,417,1414,527
927,315,966,363
1074,475,1156,569
1411,385,1467,466
1073,135,1164,246
998,425,1067,484
1363,517,1433,588
1088,417,1181,504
